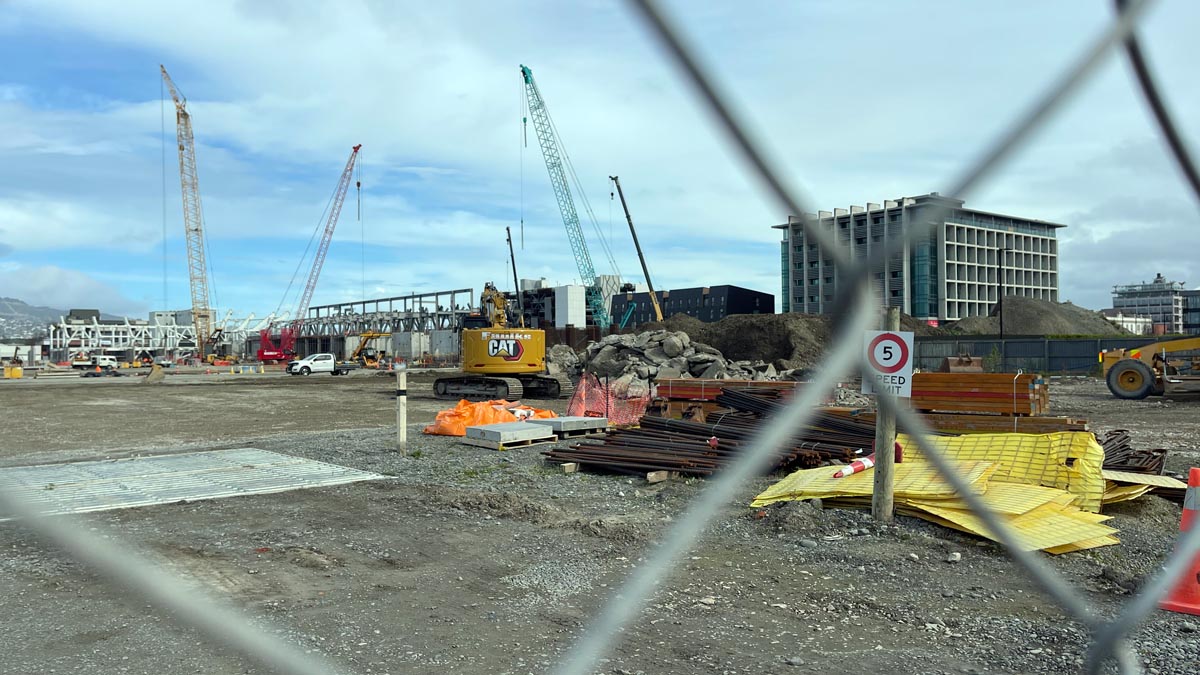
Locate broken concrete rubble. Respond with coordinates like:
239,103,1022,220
547,329,810,395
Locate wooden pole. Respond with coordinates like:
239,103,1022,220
396,364,408,455
872,306,899,522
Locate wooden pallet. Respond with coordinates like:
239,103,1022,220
554,428,609,439
460,435,558,451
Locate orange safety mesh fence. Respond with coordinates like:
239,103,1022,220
567,373,650,426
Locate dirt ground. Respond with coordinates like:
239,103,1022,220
1,372,1198,674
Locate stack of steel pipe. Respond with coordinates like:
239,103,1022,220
1099,429,1168,475
543,388,879,477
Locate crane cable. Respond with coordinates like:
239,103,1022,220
160,76,168,311
358,148,365,299
273,174,339,319
545,110,622,280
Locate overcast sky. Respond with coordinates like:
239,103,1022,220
0,0,1196,320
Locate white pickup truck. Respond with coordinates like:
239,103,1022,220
286,353,357,376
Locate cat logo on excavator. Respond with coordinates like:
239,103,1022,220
487,338,524,361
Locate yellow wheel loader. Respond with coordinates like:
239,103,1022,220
1101,336,1200,399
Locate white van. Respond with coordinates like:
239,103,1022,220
286,353,355,376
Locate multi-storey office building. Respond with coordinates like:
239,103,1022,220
1112,273,1187,334
775,193,1062,325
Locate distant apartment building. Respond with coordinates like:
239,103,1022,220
774,193,1062,325
611,285,773,327
1111,273,1187,334
1099,309,1153,336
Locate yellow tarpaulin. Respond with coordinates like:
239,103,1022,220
897,431,1105,512
750,460,996,508
751,458,1119,554
1101,469,1188,489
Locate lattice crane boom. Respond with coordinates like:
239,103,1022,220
520,64,612,329
160,65,214,357
291,144,363,331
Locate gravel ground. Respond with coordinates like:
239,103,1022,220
1,374,1198,674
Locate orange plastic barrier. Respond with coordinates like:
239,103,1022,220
422,399,557,437
567,373,649,426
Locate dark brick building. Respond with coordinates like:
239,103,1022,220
611,285,774,328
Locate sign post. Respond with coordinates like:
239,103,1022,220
863,308,911,522
396,361,408,456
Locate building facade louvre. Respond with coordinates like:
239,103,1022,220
773,193,1062,326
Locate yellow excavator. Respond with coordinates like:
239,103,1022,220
433,228,573,400
350,331,390,368
1102,336,1200,399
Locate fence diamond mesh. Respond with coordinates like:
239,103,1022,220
2,0,1197,674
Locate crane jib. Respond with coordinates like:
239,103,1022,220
520,64,613,329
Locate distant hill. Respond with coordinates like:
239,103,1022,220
0,297,65,339
0,297,126,339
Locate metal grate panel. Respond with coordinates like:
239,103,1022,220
0,448,384,520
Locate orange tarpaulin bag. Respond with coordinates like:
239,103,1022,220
422,399,557,437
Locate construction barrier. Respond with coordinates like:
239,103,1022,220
567,373,649,427
2,366,23,379
230,365,266,374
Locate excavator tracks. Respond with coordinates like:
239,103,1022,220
433,373,576,401
515,373,575,400
432,375,524,401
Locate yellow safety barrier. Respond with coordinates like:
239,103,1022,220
3,366,23,379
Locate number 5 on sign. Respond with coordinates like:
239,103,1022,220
862,330,914,397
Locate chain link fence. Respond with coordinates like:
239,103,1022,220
2,0,1198,674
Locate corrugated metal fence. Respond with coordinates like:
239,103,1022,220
915,336,1161,374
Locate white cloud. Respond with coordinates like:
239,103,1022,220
0,264,147,316
1,0,1197,316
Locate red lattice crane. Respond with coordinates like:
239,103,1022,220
278,144,363,356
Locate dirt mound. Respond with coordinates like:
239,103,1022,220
948,297,1127,336
638,313,829,370
701,314,829,369
636,311,944,369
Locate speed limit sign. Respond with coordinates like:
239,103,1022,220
862,330,914,397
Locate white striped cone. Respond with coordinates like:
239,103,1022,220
833,453,876,479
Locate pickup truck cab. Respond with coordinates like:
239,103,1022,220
72,355,119,370
286,353,356,376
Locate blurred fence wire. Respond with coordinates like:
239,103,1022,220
2,0,1198,674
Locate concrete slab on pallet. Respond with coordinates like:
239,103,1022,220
464,422,556,443
524,416,608,433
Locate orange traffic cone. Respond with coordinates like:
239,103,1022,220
1160,467,1200,616
833,454,875,478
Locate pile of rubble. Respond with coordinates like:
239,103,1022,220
548,330,807,397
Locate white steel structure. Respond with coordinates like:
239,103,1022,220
47,311,276,362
